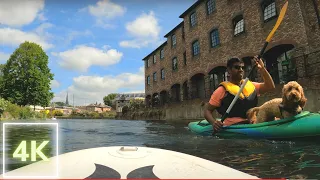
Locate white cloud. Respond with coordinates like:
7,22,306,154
65,30,93,45
0,52,10,64
102,45,111,50
35,23,53,34
37,12,47,21
50,80,60,89
52,45,123,72
120,11,161,48
88,0,126,19
81,0,126,29
94,19,116,29
0,27,54,50
52,67,145,105
0,0,44,27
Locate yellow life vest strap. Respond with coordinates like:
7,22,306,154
219,80,256,99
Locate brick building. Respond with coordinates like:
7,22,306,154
143,0,320,114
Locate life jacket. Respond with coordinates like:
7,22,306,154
216,80,258,119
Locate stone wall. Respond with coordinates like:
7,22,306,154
119,84,319,121
162,85,320,121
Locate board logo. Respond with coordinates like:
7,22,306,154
85,164,159,179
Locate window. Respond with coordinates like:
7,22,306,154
153,54,156,64
207,0,216,15
172,34,176,47
192,40,200,56
209,71,227,92
172,57,178,70
277,50,297,83
190,12,197,27
183,51,187,65
147,76,150,85
210,29,220,47
262,0,277,22
146,59,150,68
233,15,244,36
161,68,165,79
153,72,157,81
160,49,164,59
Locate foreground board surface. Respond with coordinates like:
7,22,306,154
189,111,320,139
1,146,258,179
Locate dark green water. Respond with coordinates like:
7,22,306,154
1,119,320,179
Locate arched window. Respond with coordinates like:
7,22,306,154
209,66,227,93
233,15,244,36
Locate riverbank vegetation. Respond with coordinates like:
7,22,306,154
0,98,117,120
57,110,117,119
0,98,47,120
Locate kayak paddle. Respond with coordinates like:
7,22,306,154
220,1,289,123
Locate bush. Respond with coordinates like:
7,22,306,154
2,102,35,119
52,110,63,116
0,98,9,115
35,111,47,119
0,98,48,120
90,112,100,118
19,106,33,119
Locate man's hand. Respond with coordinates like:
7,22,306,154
213,120,223,132
252,55,276,94
253,56,265,70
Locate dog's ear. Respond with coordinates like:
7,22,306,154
299,86,307,108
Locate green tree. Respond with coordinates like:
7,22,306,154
0,64,5,95
103,93,117,106
1,41,54,108
53,102,66,106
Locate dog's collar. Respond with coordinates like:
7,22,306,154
279,103,302,117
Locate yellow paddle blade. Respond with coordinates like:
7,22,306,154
266,1,289,42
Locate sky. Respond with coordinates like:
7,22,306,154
0,0,195,106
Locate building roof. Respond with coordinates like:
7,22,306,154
164,21,184,37
179,0,203,18
142,41,167,61
87,103,111,108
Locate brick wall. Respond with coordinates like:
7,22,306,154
143,0,320,119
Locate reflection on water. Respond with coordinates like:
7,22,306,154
1,123,57,171
1,119,320,179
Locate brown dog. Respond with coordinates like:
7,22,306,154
247,81,307,124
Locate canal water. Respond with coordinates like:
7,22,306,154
1,119,320,179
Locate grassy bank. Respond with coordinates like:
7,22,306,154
63,110,117,119
0,98,47,120
0,98,117,120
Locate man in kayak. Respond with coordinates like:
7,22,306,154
204,56,275,132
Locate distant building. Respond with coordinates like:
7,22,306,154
28,105,45,112
84,103,112,113
45,106,77,115
113,93,145,113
